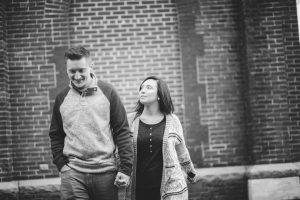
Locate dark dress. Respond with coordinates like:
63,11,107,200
136,116,166,200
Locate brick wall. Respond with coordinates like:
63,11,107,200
177,0,248,167
2,0,184,180
7,1,54,179
177,0,300,167
196,0,247,167
243,0,299,164
67,0,183,114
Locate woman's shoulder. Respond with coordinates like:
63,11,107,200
168,113,184,131
127,112,137,124
168,113,181,124
127,112,136,118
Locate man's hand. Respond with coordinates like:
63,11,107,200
114,172,130,188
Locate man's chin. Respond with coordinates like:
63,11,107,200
72,83,85,90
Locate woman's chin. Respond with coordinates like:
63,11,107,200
139,100,146,104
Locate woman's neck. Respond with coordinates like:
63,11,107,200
140,105,164,124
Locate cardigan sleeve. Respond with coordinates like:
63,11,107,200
127,112,136,131
172,114,198,183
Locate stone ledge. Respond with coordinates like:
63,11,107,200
0,181,18,198
246,162,300,179
248,176,300,200
195,165,246,182
1,162,300,197
195,162,300,182
18,178,60,193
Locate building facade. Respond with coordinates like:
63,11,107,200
1,0,300,199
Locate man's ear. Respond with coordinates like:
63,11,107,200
90,61,94,69
89,62,95,74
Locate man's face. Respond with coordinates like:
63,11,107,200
66,57,93,90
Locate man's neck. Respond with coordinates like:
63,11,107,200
71,76,97,95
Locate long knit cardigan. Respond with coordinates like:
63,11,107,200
126,113,197,200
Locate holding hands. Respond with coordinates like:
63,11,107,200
114,172,130,188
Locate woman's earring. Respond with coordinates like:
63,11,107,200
158,97,160,101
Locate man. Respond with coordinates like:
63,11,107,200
49,46,132,200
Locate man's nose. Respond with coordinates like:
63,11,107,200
74,71,81,79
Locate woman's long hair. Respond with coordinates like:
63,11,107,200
134,76,174,119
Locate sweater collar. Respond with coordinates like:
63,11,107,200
70,73,98,96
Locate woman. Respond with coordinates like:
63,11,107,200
127,76,198,200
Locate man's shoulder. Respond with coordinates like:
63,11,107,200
52,86,71,110
97,80,119,100
55,86,71,101
97,80,114,91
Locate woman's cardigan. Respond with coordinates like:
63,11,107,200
126,113,197,200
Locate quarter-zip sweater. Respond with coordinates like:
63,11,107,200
49,78,133,176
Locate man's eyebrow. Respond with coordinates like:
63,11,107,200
68,68,86,71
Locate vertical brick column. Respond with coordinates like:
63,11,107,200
0,1,12,182
6,0,53,180
243,0,292,164
175,0,208,167
4,0,71,180
284,0,300,161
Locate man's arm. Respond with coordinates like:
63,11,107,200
49,96,68,172
110,88,133,176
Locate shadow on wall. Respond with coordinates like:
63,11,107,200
49,46,69,113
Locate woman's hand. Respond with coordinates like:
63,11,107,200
186,172,201,184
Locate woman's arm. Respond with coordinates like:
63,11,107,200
172,114,198,183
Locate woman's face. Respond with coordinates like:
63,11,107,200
139,79,159,105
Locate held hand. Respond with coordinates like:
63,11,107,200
114,172,130,188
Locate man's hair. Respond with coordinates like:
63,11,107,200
135,76,174,118
64,46,90,60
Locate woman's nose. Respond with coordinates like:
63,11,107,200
140,88,146,93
